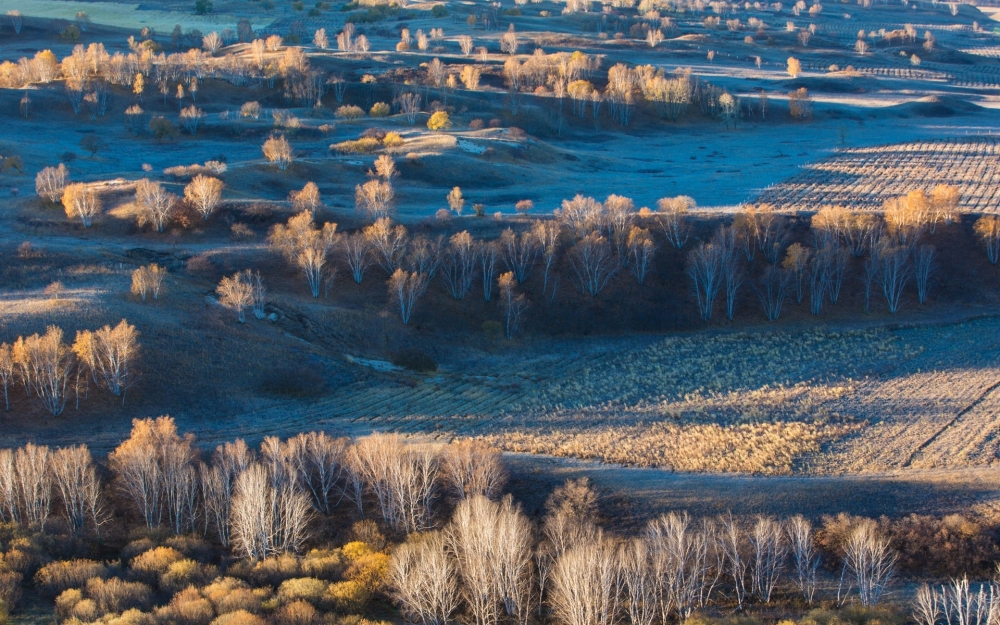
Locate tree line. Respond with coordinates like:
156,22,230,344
0,320,138,417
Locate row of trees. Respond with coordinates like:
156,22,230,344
392,484,901,625
20,419,506,558
684,190,967,321
0,321,139,416
264,185,978,328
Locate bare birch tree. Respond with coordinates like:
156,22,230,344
787,515,819,604
231,462,311,560
498,272,528,340
184,175,224,219
570,233,617,296
217,271,255,323
286,431,346,515
72,320,139,402
269,211,339,297
201,439,251,546
750,516,786,603
16,443,51,528
350,433,439,532
392,531,460,625
0,344,12,411
627,227,655,285
365,218,409,274
15,327,73,416
477,240,500,302
549,538,620,625
718,514,749,610
657,196,693,249
0,449,18,524
913,244,935,305
135,179,175,233
500,228,540,284
36,164,68,203
688,242,722,321
877,242,912,314
339,232,373,286
532,220,561,294
974,216,1000,265
839,519,896,607
355,179,395,219
62,183,102,227
441,231,477,300
388,269,429,325
442,440,507,501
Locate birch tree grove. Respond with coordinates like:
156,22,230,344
442,440,507,501
15,443,51,528
349,433,438,533
447,495,535,625
549,538,619,625
230,462,312,560
392,531,460,625
201,438,251,546
108,416,194,530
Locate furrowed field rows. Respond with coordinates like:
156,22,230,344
959,45,1000,58
822,317,1000,472
757,139,1000,212
913,380,1000,467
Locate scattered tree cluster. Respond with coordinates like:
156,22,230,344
0,321,139,415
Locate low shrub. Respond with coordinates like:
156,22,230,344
36,559,108,595
335,105,365,120
331,138,382,154
275,600,318,625
210,610,267,625
390,349,437,372
325,581,369,613
131,547,184,583
277,577,327,605
85,577,152,614
156,587,214,625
